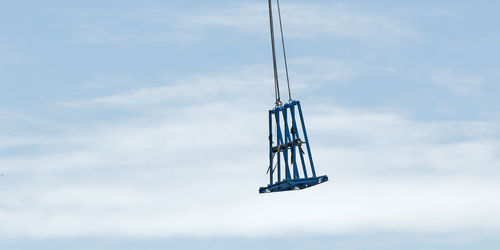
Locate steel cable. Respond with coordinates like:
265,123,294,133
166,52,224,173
276,0,292,102
268,0,282,106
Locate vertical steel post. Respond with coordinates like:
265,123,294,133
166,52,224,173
297,101,316,177
290,103,308,178
269,110,274,185
275,108,291,180
274,111,281,182
282,105,299,179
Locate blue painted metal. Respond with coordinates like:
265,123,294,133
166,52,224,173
297,101,316,178
259,175,328,193
260,100,328,193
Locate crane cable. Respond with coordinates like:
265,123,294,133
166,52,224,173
268,0,293,107
276,0,292,102
268,0,282,106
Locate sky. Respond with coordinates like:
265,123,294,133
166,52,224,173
1,0,500,249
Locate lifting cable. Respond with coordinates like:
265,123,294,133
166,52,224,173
276,0,292,102
260,0,329,194
268,0,293,106
268,0,282,106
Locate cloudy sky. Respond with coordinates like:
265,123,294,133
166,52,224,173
1,0,499,249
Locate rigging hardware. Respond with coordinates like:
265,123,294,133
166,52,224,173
259,0,329,193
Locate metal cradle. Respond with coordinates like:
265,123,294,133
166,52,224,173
259,101,328,193
259,0,328,193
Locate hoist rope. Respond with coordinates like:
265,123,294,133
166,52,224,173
276,0,292,102
268,0,282,106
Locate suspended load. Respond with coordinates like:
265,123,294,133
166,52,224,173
259,0,329,193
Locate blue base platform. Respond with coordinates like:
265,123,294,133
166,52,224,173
259,175,328,193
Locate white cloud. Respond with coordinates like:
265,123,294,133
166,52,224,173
59,58,357,109
1,65,499,239
59,65,272,107
432,70,485,94
0,45,37,65
72,2,420,45
190,3,420,42
429,8,457,18
186,2,421,44
289,57,355,86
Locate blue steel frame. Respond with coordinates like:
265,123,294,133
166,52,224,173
259,100,328,193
